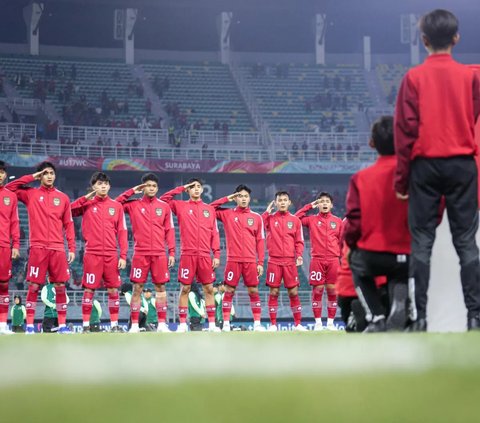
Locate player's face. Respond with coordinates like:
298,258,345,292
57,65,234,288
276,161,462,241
235,190,251,209
318,196,333,214
0,169,7,186
275,195,291,212
187,182,203,200
40,168,56,188
144,181,158,198
93,180,111,197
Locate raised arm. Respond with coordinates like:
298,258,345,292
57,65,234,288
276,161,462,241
5,174,35,205
159,185,186,214
295,202,316,227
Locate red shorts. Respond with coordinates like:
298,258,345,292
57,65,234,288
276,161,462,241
82,254,121,290
224,261,259,287
131,255,170,284
0,247,12,282
26,248,70,284
266,263,299,289
309,258,340,286
178,255,216,285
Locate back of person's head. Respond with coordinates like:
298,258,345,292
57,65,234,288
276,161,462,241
37,161,56,173
371,116,395,156
234,184,251,195
90,172,110,186
186,177,202,186
0,160,7,172
141,173,159,184
120,283,133,295
419,9,459,51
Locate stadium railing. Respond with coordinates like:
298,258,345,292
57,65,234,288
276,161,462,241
269,131,369,146
0,122,37,139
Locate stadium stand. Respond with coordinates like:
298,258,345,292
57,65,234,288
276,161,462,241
376,64,409,105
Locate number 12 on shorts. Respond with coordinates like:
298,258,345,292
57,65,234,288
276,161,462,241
181,268,189,279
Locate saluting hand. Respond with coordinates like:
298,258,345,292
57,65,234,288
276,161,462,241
311,199,321,209
183,182,197,191
132,184,147,195
32,169,48,180
85,190,97,200
266,200,276,214
227,192,240,202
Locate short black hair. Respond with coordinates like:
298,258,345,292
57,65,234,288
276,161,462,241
0,160,7,172
141,173,159,184
316,191,333,202
90,172,111,186
371,116,395,156
419,9,459,51
120,283,133,295
37,161,56,173
145,288,152,293
186,178,202,186
275,190,290,200
234,184,251,195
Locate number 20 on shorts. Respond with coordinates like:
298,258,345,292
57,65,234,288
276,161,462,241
310,271,322,282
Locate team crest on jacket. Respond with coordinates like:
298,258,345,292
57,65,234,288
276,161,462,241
247,218,254,226
330,222,337,229
203,210,210,218
53,198,60,206
287,221,293,229
3,197,10,206
109,207,115,216
156,208,163,216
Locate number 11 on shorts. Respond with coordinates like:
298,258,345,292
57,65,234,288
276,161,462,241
269,273,275,283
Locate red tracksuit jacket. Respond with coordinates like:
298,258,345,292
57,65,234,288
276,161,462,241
394,54,480,194
6,175,75,253
71,196,128,259
115,189,175,257
344,155,410,255
261,210,304,265
160,186,220,259
0,185,20,250
295,204,343,259
210,197,265,266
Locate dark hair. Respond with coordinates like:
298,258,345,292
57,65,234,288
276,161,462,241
234,184,251,195
141,173,159,184
0,160,7,172
419,9,459,51
90,172,110,186
37,161,56,173
316,191,333,202
120,283,133,295
145,288,152,293
275,190,290,200
186,177,202,186
371,116,395,156
14,295,22,305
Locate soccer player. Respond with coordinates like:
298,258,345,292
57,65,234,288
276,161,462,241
210,185,266,332
296,191,343,331
160,178,221,333
6,162,75,335
345,116,410,332
394,9,480,331
262,191,307,331
0,160,20,335
115,173,175,333
71,172,127,334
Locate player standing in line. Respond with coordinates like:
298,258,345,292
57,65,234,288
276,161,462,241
210,185,266,332
116,173,176,333
71,172,127,334
0,161,20,335
160,178,221,333
6,162,75,335
262,191,307,331
296,192,343,331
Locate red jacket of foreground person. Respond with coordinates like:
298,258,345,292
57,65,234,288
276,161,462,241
0,185,20,250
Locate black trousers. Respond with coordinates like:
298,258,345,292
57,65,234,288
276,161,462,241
90,323,101,332
145,322,158,332
12,325,25,333
409,156,480,319
189,316,203,331
42,317,58,333
350,249,408,320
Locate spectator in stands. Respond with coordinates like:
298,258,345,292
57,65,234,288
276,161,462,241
71,63,77,80
146,98,152,114
353,142,360,158
292,142,299,157
164,76,170,91
8,131,15,143
305,100,312,114
302,140,308,151
357,96,364,111
48,80,55,95
58,89,64,103
337,123,345,133
136,83,144,98
341,95,348,110
132,138,139,148
213,120,220,131
202,143,208,159
194,121,201,131
101,89,108,104
337,144,343,159
334,75,341,90
330,115,336,127
0,112,6,123
346,144,353,159
222,122,229,143
330,143,336,157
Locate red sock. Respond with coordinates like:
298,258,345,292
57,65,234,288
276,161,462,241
82,290,94,323
156,301,167,323
0,283,9,325
55,285,67,326
131,302,141,324
206,304,216,324
289,294,302,326
248,292,262,322
222,291,234,322
26,284,40,325
268,294,278,326
108,291,120,324
178,305,187,324
326,287,338,319
312,285,325,319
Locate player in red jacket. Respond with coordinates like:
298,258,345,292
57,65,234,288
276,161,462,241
116,173,176,333
71,172,128,334
0,161,20,335
6,161,75,335
262,190,307,331
160,178,221,333
296,191,343,331
210,184,266,332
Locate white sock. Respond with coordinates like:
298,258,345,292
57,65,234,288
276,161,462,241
131,323,139,330
158,322,166,328
224,321,230,327
179,322,187,328
59,324,66,328
254,320,261,327
0,322,6,330
315,318,322,325
27,324,34,328
83,321,89,327
327,318,334,325
111,321,118,327
209,321,215,329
